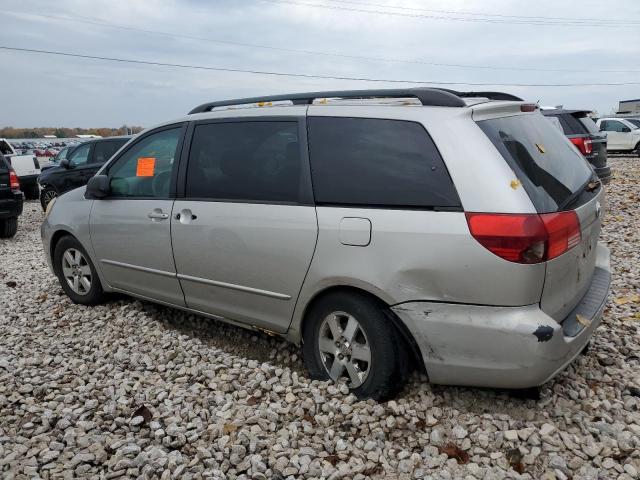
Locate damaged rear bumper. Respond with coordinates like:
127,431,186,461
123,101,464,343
391,244,611,389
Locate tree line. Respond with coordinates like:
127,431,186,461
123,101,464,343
0,126,145,139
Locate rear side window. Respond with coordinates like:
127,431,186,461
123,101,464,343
478,113,593,213
307,117,460,209
186,121,304,203
0,155,8,173
578,116,599,134
93,140,126,165
0,140,13,156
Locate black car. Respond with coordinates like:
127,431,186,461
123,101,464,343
38,136,131,210
542,109,611,184
0,154,23,238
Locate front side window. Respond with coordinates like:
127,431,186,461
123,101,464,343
68,144,91,167
307,117,460,208
108,128,181,198
186,121,303,203
602,120,628,132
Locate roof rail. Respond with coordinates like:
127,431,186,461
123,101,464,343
188,88,466,114
437,89,524,102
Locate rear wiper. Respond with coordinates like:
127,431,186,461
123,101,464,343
557,177,600,211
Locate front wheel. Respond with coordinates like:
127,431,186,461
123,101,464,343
0,217,18,238
53,236,105,305
302,291,407,400
40,187,58,211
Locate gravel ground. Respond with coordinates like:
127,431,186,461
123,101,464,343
0,156,639,480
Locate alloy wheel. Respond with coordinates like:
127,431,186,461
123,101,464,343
318,311,372,388
61,248,92,295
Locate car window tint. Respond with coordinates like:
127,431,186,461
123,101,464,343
93,140,126,165
628,119,640,128
0,155,8,173
307,117,460,208
602,120,627,132
68,144,91,167
478,113,593,213
108,128,181,198
186,121,303,203
577,116,599,134
556,114,587,135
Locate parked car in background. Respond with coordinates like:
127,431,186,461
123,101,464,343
42,88,610,400
596,118,640,156
0,154,23,238
38,136,131,210
542,108,611,184
0,138,41,199
623,117,640,129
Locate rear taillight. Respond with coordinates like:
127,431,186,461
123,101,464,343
9,170,20,192
466,211,581,264
570,137,592,155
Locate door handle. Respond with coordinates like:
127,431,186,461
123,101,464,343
147,211,169,220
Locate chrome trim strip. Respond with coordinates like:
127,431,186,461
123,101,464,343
100,259,177,278
176,273,291,300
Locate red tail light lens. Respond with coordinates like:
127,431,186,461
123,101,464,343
466,211,581,264
9,170,20,192
570,137,592,155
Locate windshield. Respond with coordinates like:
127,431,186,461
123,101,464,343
478,113,593,213
627,119,640,129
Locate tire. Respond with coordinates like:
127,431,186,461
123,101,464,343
53,235,105,305
23,183,40,200
40,187,58,211
302,291,408,400
635,142,640,157
0,217,18,238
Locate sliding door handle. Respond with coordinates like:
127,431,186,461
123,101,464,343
147,211,169,220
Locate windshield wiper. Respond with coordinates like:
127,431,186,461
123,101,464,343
557,176,600,211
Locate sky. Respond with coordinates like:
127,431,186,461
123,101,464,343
1,0,639,128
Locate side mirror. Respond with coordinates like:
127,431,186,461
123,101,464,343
60,159,71,169
622,126,631,133
85,175,111,199
598,125,606,132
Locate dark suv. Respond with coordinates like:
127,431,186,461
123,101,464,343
542,109,611,183
38,136,131,210
0,154,23,238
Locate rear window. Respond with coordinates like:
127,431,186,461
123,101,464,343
578,116,599,134
307,117,460,209
478,113,593,213
556,113,588,136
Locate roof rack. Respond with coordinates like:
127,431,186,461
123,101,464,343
438,89,524,102
188,88,524,114
189,88,467,114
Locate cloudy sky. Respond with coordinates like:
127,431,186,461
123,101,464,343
1,0,639,127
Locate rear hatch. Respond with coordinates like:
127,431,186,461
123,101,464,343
477,111,602,321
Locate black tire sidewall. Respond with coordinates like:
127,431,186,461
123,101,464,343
0,217,18,238
302,292,403,400
53,236,104,305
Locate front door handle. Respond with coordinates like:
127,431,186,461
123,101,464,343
147,211,169,220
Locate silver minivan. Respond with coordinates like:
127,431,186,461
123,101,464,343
41,89,610,400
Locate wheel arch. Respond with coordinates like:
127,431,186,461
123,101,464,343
291,284,426,374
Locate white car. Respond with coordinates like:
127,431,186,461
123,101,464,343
595,118,640,155
0,138,41,199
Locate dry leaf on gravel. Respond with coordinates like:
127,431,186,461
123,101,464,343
439,443,469,464
131,405,152,424
223,423,238,435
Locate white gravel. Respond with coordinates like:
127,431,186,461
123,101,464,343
1,156,639,479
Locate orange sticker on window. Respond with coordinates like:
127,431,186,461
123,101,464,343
136,157,155,177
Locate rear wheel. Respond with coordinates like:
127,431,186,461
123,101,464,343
23,183,40,200
53,236,105,305
40,187,58,211
635,142,640,157
0,217,18,238
302,291,407,400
